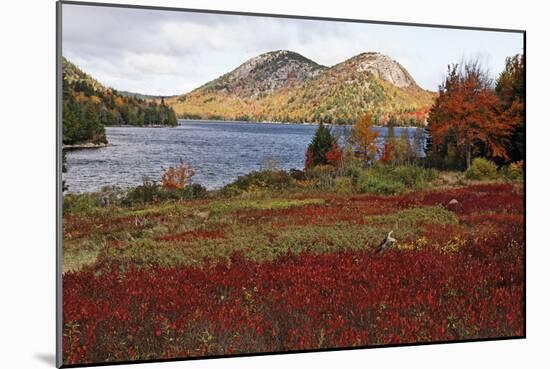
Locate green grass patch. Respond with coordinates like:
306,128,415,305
207,198,324,214
63,238,105,272
370,205,459,228
119,202,184,217
356,165,438,195
63,201,459,270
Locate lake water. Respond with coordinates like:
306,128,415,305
64,120,424,193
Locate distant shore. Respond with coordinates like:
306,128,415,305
177,118,311,125
76,118,426,129
177,118,424,129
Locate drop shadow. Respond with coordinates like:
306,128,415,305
34,353,56,367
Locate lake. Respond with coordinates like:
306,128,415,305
64,120,424,193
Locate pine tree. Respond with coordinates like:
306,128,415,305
62,96,80,145
496,54,525,163
305,123,339,169
167,108,178,126
81,102,106,144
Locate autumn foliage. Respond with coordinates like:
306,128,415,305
427,61,519,168
351,114,380,162
325,144,343,166
61,53,526,367
379,142,394,164
62,183,524,365
304,148,315,170
161,160,195,190
63,233,523,364
305,123,342,169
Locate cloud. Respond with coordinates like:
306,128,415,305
62,3,523,95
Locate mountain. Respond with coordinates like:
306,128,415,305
200,50,327,98
62,57,178,145
166,51,435,125
339,52,419,89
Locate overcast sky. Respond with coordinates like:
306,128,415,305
62,4,524,96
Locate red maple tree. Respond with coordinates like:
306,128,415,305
428,62,516,168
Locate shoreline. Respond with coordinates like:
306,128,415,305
63,142,109,150
106,124,177,128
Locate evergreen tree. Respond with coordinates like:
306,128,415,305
167,108,178,126
81,102,106,144
119,104,130,124
62,96,81,145
496,54,525,163
305,123,338,168
143,107,153,125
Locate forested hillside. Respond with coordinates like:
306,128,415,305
62,57,178,145
166,51,435,125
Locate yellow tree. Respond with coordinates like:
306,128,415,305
351,114,380,162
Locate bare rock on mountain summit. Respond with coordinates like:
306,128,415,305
343,52,419,89
200,50,327,98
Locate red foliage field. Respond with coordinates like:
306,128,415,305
62,184,524,365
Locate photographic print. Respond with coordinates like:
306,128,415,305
58,1,525,366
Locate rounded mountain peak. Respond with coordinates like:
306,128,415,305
204,50,327,97
343,52,419,89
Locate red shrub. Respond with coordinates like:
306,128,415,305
325,144,343,166
63,241,524,365
304,148,314,170
62,184,524,365
397,184,524,215
380,142,394,164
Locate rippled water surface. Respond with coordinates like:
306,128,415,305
64,121,422,193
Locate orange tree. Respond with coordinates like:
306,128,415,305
351,113,380,163
427,61,516,169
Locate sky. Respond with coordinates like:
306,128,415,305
62,4,524,96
